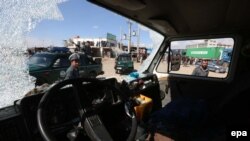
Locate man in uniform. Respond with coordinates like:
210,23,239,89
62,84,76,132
192,59,209,77
64,53,80,80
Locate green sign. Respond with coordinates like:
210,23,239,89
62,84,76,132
107,33,116,41
186,47,223,59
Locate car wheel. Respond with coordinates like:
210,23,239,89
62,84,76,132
215,69,220,73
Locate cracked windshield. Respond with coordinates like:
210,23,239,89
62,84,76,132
0,0,163,108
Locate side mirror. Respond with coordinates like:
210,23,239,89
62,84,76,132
170,54,181,71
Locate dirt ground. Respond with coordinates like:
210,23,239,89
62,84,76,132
173,65,227,78
98,59,228,81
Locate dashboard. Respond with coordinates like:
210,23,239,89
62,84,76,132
0,75,161,141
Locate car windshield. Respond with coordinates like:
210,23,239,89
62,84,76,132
29,54,54,67
118,56,131,61
0,0,164,108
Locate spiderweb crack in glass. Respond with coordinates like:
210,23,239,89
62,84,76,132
0,0,67,108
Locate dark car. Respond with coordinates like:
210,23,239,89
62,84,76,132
195,60,226,73
29,52,104,85
115,53,134,74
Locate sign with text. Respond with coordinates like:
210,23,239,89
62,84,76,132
107,33,116,41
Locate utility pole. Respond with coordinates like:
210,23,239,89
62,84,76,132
127,20,132,53
137,24,140,61
120,27,122,49
99,37,103,58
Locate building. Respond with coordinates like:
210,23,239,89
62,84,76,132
65,34,148,59
66,33,118,58
120,45,148,61
186,39,233,49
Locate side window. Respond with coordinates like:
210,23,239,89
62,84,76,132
80,56,87,65
53,57,70,67
169,38,234,79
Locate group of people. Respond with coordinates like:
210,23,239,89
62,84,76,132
182,56,196,66
75,41,92,56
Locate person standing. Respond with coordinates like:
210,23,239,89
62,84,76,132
85,41,92,56
192,59,209,77
64,53,80,80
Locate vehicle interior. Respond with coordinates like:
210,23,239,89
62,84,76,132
92,0,249,140
1,0,250,141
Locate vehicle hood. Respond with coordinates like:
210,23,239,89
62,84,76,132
28,64,47,72
117,60,132,64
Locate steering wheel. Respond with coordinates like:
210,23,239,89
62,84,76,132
37,78,137,141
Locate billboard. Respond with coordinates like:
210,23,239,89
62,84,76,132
186,47,223,59
107,33,116,41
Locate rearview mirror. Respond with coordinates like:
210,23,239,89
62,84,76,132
170,50,181,71
169,38,234,79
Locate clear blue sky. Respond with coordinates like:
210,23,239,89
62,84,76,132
28,0,152,47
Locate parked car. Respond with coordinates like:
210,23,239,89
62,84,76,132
114,53,134,74
29,52,104,85
195,60,227,73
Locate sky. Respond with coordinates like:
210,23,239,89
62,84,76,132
27,0,153,48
